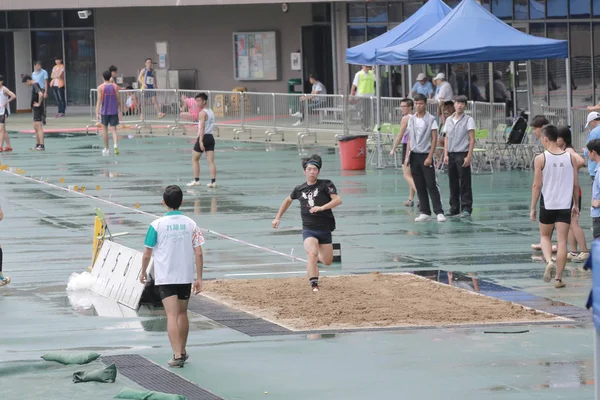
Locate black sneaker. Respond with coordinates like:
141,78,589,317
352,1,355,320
168,356,185,368
445,211,460,218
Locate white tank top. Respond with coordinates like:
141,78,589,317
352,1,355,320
541,150,574,210
0,87,10,116
202,108,215,135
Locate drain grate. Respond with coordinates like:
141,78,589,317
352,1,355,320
101,354,223,400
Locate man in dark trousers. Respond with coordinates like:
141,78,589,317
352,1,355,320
406,93,445,222
443,95,475,218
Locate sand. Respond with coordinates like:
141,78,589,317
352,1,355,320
203,273,559,331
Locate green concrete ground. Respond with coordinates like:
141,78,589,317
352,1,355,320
0,121,595,399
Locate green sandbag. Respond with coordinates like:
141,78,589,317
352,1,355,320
73,363,117,383
114,387,187,400
41,352,101,365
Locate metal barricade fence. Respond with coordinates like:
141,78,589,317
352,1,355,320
427,99,439,122
209,90,246,138
379,97,403,126
87,89,99,133
242,92,276,139
540,104,569,127
346,95,374,134
304,94,345,135
118,89,143,128
571,107,588,152
139,89,179,126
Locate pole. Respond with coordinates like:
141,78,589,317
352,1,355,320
566,58,572,126
331,3,338,95
510,61,517,118
526,60,533,120
489,62,495,129
376,65,383,169
408,67,413,97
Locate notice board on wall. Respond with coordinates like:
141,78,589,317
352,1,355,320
233,31,277,81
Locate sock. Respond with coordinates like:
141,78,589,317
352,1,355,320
194,178,200,182
309,277,318,287
211,179,216,183
114,143,118,148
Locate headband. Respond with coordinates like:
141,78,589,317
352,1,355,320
306,161,321,169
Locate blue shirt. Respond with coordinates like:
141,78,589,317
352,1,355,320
412,81,434,97
32,69,48,90
593,166,600,218
585,126,600,176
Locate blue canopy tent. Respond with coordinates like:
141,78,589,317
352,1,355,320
345,0,451,65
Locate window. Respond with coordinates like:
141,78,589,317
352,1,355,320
311,3,331,23
595,0,600,15
30,10,62,28
547,0,568,18
367,2,388,23
530,23,547,104
570,0,591,17
388,2,402,22
8,11,28,29
348,3,366,23
0,12,6,29
31,31,64,106
480,0,491,11
403,2,423,20
64,31,96,105
63,10,94,28
514,0,529,19
530,0,546,19
570,24,592,106
547,23,568,106
491,0,512,19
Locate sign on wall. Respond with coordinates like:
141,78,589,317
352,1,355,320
233,31,278,81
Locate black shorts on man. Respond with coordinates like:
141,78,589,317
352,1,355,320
193,134,215,153
33,106,44,122
539,196,571,225
101,114,119,127
302,229,333,244
158,283,192,301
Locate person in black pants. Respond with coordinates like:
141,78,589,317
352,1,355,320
443,95,475,218
406,94,445,222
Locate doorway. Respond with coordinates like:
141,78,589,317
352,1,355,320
301,25,333,94
0,32,15,113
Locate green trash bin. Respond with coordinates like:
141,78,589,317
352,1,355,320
288,78,302,111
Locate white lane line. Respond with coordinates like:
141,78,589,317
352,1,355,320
1,170,308,263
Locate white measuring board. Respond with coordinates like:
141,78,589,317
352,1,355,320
90,241,148,310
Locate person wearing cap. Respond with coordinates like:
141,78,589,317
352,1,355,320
411,73,434,99
351,66,375,97
272,154,342,293
442,95,475,218
433,73,453,102
584,111,600,181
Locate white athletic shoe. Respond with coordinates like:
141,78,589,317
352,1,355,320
186,180,201,187
293,120,303,127
414,214,431,222
206,182,217,188
437,214,446,222
0,276,11,286
102,148,110,156
291,112,303,118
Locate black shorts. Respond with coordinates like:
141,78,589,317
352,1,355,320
193,134,215,153
101,114,119,127
539,195,571,225
33,106,44,122
401,143,408,165
0,110,7,124
157,284,192,301
302,229,332,245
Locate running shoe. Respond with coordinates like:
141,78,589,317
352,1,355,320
460,211,471,218
158,113,166,119
186,180,201,187
437,214,446,222
182,352,189,362
291,112,302,118
554,279,566,289
312,284,320,292
0,276,11,286
444,211,460,218
34,145,45,151
403,199,414,207
3,147,12,152
543,262,555,283
114,147,120,156
102,148,110,156
206,182,217,188
293,120,302,127
566,251,578,261
168,356,185,368
574,252,589,263
415,214,431,222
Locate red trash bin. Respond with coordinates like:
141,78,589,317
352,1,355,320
338,135,368,170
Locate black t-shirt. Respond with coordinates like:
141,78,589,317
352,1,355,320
31,83,43,108
290,179,337,232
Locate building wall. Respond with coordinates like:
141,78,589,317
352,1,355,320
95,4,312,92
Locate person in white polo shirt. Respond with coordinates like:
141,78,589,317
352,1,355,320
434,72,453,102
140,185,205,368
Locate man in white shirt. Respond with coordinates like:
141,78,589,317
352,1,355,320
351,65,375,97
434,73,453,102
442,95,476,218
292,73,326,126
140,185,205,368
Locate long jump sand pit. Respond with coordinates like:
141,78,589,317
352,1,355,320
203,273,562,331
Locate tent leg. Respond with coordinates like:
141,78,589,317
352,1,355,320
566,58,572,126
376,65,383,169
408,67,413,97
510,61,517,118
526,60,533,121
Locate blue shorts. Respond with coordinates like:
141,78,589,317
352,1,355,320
302,229,332,245
101,114,119,127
